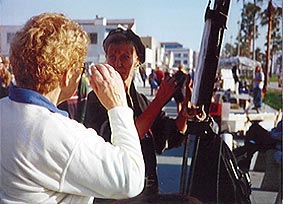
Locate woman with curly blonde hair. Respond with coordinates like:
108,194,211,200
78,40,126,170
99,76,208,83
9,13,88,98
0,13,145,203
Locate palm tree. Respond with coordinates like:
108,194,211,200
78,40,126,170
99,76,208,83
221,42,237,57
240,2,261,58
259,0,282,89
238,0,282,90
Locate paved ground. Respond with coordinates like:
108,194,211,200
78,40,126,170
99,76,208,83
268,81,282,92
136,84,281,204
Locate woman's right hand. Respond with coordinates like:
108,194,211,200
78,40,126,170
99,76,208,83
88,64,127,110
154,77,178,104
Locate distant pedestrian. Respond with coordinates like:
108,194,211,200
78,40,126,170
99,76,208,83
252,65,264,112
232,65,239,94
164,68,171,80
154,66,164,86
57,69,90,123
173,64,191,113
149,69,158,96
140,66,147,87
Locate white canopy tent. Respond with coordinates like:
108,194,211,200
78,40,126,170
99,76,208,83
218,56,261,69
218,56,261,78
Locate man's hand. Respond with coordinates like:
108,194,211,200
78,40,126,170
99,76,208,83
88,64,127,110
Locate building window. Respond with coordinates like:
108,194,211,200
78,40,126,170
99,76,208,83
89,33,97,44
174,53,181,58
183,60,188,65
174,60,181,66
183,53,188,57
7,33,16,44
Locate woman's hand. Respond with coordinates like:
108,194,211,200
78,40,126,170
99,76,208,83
88,64,127,110
154,77,178,104
180,101,207,122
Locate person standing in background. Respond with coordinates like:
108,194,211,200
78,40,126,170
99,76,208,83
58,67,90,123
154,66,165,86
173,64,191,113
252,65,265,113
232,65,239,94
139,66,147,87
164,68,172,80
148,69,158,96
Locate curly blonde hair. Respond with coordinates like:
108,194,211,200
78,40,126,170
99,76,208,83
9,13,89,94
0,55,12,87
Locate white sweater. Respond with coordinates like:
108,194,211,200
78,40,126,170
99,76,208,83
0,97,145,203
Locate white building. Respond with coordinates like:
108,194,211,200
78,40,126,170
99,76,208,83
0,16,196,72
75,17,136,63
161,42,196,70
0,16,139,64
140,36,164,69
0,25,19,56
171,47,194,69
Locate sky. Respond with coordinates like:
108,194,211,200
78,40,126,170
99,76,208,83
0,0,280,53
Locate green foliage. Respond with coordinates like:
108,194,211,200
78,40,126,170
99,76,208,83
223,1,282,59
269,74,279,82
263,89,282,110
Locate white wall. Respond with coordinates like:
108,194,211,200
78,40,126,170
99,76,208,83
221,69,235,91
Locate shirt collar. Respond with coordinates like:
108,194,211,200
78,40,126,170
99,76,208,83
9,84,68,117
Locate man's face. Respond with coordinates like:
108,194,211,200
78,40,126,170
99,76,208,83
106,43,138,82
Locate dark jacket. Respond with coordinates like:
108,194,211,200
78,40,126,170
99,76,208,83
58,75,89,123
84,83,185,192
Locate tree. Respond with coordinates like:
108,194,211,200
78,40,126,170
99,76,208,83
240,2,261,58
260,0,282,85
221,42,237,57
238,0,282,90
